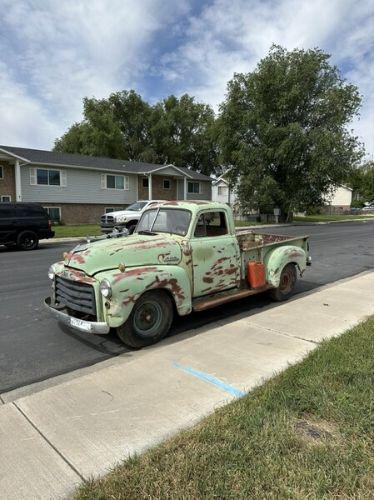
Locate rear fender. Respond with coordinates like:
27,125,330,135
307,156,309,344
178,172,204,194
265,245,307,287
99,265,192,328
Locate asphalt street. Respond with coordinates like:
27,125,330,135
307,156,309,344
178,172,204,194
0,220,373,394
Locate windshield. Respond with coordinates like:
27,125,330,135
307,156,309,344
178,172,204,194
136,208,191,236
127,201,148,211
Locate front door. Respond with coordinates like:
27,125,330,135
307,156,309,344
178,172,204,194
190,210,240,297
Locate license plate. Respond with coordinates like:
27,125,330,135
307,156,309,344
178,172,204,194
70,317,92,332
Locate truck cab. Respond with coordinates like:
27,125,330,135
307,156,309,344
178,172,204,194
45,201,310,348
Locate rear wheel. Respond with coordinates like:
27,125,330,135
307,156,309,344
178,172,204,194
270,263,297,301
17,230,39,250
116,291,173,348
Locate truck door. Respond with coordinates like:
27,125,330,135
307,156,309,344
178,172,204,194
190,210,240,297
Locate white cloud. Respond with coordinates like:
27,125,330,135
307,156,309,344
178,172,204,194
0,0,189,148
160,0,374,158
0,62,61,148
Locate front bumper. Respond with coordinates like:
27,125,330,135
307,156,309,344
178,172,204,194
44,297,110,334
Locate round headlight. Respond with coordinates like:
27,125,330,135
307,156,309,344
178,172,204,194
48,266,55,280
100,279,112,298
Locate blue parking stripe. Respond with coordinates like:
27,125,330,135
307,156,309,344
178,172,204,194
173,362,245,398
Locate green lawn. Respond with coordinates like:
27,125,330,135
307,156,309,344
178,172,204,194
53,224,101,238
75,318,374,499
234,220,264,226
294,214,374,222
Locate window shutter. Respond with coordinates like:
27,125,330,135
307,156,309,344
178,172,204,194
61,170,67,187
101,174,106,189
30,167,37,185
124,176,129,190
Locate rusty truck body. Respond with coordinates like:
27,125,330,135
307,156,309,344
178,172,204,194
45,201,311,348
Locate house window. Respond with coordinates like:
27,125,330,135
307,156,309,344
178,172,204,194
1,195,11,202
105,174,129,190
105,207,115,213
163,179,171,190
44,207,61,222
37,168,61,186
218,186,228,196
0,166,3,179
188,181,200,194
142,177,149,188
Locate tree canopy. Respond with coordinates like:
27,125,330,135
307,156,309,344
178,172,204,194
54,91,218,175
218,45,363,216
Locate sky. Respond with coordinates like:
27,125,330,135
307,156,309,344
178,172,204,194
0,0,373,158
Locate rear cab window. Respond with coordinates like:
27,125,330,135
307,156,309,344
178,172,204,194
193,211,228,238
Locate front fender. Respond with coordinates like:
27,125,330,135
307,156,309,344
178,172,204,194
265,245,307,287
97,265,192,328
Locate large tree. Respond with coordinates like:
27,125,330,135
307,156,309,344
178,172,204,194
218,45,364,217
54,92,218,175
54,91,154,161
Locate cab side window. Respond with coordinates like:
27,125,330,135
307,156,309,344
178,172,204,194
194,211,228,237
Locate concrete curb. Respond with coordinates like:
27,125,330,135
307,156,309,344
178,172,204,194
1,271,373,499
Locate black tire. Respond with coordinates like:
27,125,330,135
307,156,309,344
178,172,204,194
116,291,173,348
269,263,297,301
16,230,39,250
127,223,136,234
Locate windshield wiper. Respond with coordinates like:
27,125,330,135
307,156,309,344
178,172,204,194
137,230,158,236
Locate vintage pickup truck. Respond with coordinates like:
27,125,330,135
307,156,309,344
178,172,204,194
45,201,311,348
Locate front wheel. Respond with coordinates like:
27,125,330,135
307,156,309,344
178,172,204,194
116,291,173,348
269,264,297,301
17,230,39,250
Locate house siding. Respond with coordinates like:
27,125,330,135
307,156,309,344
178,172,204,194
20,165,138,204
177,179,212,200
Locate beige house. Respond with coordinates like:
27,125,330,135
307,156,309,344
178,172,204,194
323,185,353,213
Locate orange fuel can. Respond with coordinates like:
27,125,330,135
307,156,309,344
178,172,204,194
247,261,266,288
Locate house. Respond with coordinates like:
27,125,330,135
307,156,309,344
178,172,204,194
211,174,237,206
0,146,212,224
322,185,353,213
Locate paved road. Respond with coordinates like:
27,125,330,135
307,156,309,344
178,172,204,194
0,221,373,393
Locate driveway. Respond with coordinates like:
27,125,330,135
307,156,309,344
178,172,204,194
0,220,373,394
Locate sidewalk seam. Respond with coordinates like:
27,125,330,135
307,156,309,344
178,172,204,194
249,323,320,345
12,401,85,482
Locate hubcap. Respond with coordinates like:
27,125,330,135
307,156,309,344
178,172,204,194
23,235,35,248
133,300,163,337
280,267,294,294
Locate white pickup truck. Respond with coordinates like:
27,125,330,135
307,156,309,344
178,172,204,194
100,200,164,234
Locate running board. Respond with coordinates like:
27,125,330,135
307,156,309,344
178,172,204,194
192,285,271,312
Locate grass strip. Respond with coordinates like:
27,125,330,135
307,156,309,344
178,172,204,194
53,224,101,238
76,317,374,499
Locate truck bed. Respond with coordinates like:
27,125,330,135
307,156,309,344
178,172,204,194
235,229,306,251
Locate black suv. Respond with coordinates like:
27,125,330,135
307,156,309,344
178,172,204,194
0,203,55,250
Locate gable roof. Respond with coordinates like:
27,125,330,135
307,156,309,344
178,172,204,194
0,145,212,182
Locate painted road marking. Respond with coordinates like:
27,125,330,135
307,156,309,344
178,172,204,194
173,362,245,398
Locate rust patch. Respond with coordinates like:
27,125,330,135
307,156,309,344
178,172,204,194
113,267,158,283
145,275,185,302
203,276,214,283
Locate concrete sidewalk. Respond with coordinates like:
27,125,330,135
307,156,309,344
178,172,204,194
1,272,373,499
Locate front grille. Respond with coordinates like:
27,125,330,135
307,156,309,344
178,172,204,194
55,276,96,316
101,215,114,224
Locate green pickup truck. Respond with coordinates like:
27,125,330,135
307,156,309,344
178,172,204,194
45,201,311,348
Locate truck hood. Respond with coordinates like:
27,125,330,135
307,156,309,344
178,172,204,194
106,209,141,220
64,234,182,276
